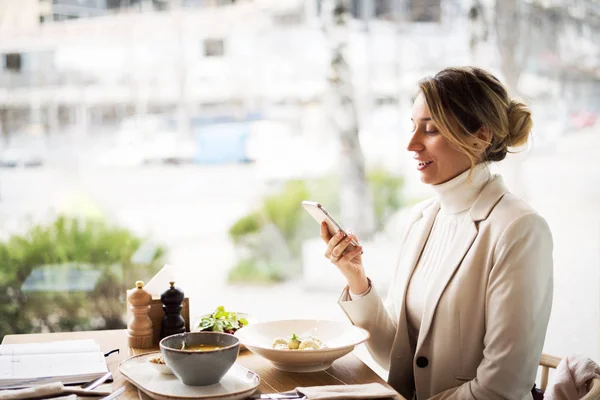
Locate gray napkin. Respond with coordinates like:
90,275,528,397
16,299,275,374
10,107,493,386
0,383,110,400
0,383,66,400
296,383,398,400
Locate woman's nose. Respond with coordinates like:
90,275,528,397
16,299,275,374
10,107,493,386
406,132,424,152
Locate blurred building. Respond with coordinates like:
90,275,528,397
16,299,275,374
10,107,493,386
0,0,51,31
0,0,454,135
2,0,138,27
0,0,597,136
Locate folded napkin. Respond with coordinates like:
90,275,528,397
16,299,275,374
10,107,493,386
0,382,111,400
0,383,66,400
296,383,399,400
545,355,600,400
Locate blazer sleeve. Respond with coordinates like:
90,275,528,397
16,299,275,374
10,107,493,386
428,213,554,400
336,205,427,371
338,281,398,371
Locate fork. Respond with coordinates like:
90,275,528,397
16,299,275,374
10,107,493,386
250,392,307,399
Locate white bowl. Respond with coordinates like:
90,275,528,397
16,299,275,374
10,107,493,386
234,319,370,373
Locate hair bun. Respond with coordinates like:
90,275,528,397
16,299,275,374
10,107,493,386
506,99,532,148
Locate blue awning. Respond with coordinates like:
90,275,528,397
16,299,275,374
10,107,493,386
21,263,103,292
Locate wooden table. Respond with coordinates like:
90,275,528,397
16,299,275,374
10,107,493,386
2,330,403,399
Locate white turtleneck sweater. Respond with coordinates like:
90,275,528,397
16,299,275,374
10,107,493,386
349,164,492,348
404,163,491,351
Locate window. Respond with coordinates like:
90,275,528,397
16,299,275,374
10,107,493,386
203,38,225,57
409,0,441,22
351,0,360,17
319,0,394,20
0,0,597,374
272,10,304,25
374,0,393,19
189,0,237,6
52,0,103,7
4,54,22,73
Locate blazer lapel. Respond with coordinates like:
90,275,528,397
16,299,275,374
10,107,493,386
392,200,440,367
416,217,478,351
398,202,441,297
416,175,509,351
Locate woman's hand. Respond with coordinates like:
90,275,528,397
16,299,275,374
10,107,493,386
320,222,369,294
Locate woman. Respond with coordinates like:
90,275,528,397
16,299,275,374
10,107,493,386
321,66,553,399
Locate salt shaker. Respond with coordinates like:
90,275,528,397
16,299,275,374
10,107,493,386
127,280,154,348
160,281,186,339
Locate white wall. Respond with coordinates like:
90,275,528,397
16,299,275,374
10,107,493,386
511,129,600,363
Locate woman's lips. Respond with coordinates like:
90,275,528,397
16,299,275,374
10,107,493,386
417,160,433,171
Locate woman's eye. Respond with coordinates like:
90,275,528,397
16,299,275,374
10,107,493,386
424,129,439,135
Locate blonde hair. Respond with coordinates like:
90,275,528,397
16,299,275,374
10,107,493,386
418,66,532,166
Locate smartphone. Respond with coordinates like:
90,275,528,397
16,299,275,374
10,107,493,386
301,200,359,247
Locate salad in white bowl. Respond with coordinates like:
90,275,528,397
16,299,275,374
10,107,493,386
234,319,370,372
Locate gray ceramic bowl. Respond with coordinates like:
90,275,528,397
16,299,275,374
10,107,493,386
159,332,240,386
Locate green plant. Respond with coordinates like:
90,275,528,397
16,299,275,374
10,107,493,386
227,258,286,285
0,215,166,338
228,212,262,244
367,168,405,230
263,181,308,240
262,180,310,257
226,169,406,285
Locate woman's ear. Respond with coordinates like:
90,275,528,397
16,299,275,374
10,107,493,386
473,127,492,156
476,126,492,143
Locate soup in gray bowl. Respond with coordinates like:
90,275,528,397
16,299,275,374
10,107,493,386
159,331,240,386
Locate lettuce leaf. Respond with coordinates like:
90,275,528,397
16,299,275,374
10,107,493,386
197,306,248,333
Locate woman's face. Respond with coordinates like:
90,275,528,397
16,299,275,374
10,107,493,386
407,94,472,185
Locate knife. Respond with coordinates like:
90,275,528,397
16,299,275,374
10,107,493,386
98,386,125,400
81,372,113,390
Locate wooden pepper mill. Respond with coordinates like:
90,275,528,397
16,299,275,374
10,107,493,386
127,280,154,348
160,281,186,339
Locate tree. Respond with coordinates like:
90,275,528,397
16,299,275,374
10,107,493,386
467,0,489,65
0,216,165,338
321,0,375,240
494,0,531,95
493,0,536,199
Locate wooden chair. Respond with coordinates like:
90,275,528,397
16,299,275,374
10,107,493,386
539,354,600,399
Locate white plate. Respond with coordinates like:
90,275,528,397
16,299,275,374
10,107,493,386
119,353,260,400
234,319,370,373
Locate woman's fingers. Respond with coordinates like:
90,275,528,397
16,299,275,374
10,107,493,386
323,229,346,258
331,233,355,258
340,244,363,262
320,221,332,243
320,223,364,268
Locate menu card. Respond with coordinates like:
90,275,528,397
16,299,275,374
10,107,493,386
0,339,108,389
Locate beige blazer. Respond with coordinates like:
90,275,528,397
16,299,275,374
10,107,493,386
339,175,553,400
